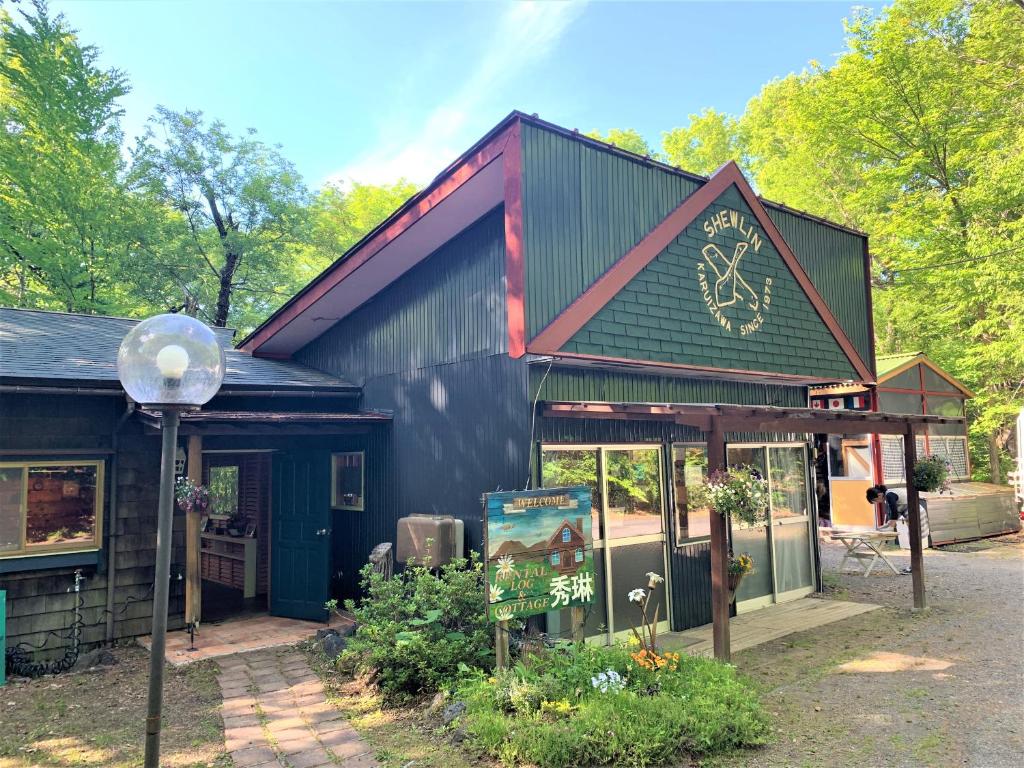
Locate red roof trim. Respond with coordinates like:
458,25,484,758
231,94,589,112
527,161,874,383
503,121,526,358
240,121,519,354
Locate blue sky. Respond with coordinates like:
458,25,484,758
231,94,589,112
48,1,880,188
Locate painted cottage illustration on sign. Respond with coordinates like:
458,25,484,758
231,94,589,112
546,517,586,575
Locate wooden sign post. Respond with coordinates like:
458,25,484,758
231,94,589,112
483,487,596,665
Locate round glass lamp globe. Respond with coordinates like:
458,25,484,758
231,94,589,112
117,314,226,407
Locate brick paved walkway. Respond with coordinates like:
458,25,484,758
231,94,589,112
217,647,378,768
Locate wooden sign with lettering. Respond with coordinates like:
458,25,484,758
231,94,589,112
483,486,595,622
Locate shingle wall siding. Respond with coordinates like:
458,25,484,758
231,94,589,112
0,394,184,658
519,123,871,379
560,185,857,380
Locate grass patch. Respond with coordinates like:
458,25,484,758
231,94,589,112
0,645,229,768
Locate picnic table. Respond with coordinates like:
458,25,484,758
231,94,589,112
829,529,901,577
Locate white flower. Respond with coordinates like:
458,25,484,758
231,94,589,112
489,583,505,603
627,588,646,604
494,605,514,621
496,554,516,579
646,571,664,588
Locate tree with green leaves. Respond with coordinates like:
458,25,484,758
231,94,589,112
130,107,310,328
585,127,659,158
662,108,741,176
0,0,148,315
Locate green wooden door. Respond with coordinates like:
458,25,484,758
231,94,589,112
270,452,330,621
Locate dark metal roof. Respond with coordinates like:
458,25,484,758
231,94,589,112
0,308,357,392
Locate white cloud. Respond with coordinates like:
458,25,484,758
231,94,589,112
324,0,587,188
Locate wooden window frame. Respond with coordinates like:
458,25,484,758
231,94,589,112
0,459,105,558
330,451,365,511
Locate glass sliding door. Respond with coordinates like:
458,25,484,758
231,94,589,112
603,447,670,641
728,443,816,614
727,446,774,612
768,445,815,601
540,444,670,644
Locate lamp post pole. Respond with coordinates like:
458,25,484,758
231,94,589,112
118,312,225,768
144,408,181,768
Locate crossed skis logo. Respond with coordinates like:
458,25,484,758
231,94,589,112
695,208,772,336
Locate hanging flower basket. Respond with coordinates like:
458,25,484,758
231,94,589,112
727,553,754,603
690,466,770,527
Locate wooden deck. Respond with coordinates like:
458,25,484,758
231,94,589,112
660,597,880,657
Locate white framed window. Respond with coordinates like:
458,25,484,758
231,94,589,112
0,461,104,557
331,452,365,511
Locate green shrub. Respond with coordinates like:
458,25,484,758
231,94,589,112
455,643,770,768
914,455,949,492
339,553,494,702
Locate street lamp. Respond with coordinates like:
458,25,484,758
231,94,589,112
117,314,225,768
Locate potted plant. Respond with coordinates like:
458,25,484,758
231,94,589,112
913,455,950,493
727,553,754,603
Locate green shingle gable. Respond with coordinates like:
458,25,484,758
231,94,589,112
562,184,858,381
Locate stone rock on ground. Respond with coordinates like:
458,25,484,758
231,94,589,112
321,633,347,659
441,701,466,727
71,648,117,672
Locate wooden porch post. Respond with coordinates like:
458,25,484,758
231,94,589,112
185,435,202,626
902,426,927,610
707,416,730,661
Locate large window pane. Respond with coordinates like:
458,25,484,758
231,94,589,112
768,447,809,519
673,445,709,541
926,395,964,418
605,448,663,539
541,448,601,539
878,391,923,415
208,465,239,516
0,467,24,552
25,465,99,550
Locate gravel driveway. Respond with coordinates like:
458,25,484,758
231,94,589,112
713,533,1024,768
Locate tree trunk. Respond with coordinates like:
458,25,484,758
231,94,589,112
214,255,237,327
989,432,1002,485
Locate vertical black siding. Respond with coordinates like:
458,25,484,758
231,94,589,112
670,542,713,629
296,204,529,557
359,355,531,552
296,207,508,383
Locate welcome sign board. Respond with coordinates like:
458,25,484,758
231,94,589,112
483,486,596,622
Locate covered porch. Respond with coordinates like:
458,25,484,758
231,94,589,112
139,407,391,641
544,400,965,660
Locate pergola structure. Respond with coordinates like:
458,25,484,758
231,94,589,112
544,401,966,660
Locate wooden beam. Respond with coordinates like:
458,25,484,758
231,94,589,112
186,435,202,626
903,426,927,610
707,417,730,661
